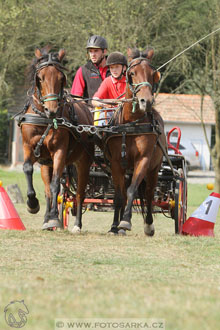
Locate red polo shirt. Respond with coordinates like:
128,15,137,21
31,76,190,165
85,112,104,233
93,75,126,100
71,65,108,96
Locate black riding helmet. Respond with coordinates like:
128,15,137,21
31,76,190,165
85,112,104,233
106,52,127,67
86,35,108,49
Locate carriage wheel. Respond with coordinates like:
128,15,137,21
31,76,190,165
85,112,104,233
174,168,187,234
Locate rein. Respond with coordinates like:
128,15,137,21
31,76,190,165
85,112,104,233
30,97,47,117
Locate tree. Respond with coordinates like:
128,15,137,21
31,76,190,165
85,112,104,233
168,1,220,190
1,0,220,190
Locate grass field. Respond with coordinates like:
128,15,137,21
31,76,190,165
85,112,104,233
0,168,220,330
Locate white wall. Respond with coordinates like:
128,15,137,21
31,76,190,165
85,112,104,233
164,122,212,170
11,122,24,166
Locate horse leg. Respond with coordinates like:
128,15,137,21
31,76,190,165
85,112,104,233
41,165,53,230
144,165,161,236
23,159,40,214
47,153,66,229
118,158,149,231
109,162,126,234
46,173,62,228
118,183,137,231
108,188,125,234
72,158,91,234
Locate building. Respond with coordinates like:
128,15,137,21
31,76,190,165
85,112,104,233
155,93,215,170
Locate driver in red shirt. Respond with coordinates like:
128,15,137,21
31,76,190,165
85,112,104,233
71,35,110,102
92,52,127,125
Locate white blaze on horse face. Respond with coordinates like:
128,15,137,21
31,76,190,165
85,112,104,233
137,87,154,112
135,82,154,112
136,63,154,112
129,60,154,112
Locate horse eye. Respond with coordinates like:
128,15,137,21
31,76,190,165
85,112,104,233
130,72,135,76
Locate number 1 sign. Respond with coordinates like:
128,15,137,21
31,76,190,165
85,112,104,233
182,192,220,237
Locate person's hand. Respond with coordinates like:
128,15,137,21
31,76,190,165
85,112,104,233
103,103,114,108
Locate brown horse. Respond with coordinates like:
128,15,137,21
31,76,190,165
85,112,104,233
104,47,166,235
19,47,93,231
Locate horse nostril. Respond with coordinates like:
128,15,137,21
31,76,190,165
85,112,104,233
44,107,56,119
146,100,152,110
44,108,50,118
49,112,56,119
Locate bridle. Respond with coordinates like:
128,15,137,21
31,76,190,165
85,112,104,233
126,57,157,113
26,53,68,157
33,53,67,116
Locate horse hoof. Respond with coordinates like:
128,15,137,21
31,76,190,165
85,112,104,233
42,222,49,230
27,202,40,214
72,226,81,234
144,224,155,236
47,219,62,229
107,227,119,235
118,229,126,236
107,231,117,236
118,221,132,231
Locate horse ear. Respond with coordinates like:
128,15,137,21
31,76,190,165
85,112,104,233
127,47,134,61
35,45,52,58
154,70,161,83
35,48,42,59
127,47,140,61
58,49,65,62
146,48,154,60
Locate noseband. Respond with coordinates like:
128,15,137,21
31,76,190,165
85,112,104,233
126,57,156,113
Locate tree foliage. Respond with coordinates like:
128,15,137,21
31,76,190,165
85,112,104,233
1,0,220,182
1,0,219,97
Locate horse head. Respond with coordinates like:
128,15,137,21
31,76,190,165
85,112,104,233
34,47,67,119
126,47,161,113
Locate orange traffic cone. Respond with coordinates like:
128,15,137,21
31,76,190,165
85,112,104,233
0,181,26,230
182,192,220,237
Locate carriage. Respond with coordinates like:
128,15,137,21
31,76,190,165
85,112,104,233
18,46,187,235
58,124,187,234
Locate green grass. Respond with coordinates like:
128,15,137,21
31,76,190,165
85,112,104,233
0,167,45,204
0,168,220,330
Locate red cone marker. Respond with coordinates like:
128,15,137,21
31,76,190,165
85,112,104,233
0,181,26,230
182,192,220,237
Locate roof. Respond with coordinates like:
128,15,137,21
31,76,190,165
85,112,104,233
155,93,215,124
